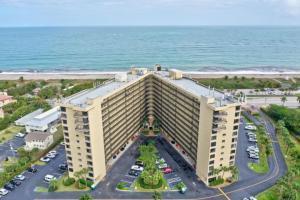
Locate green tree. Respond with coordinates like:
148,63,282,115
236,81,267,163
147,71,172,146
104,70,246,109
79,193,93,200
48,179,58,192
152,191,162,200
281,96,287,106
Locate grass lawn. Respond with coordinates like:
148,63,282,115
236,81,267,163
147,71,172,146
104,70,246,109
0,125,23,144
133,178,169,192
55,175,89,192
33,160,47,166
35,186,48,193
196,77,281,90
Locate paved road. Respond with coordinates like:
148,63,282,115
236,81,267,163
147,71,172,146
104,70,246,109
222,112,287,199
247,96,299,108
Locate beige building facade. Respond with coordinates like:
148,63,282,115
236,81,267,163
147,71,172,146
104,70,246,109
59,69,241,185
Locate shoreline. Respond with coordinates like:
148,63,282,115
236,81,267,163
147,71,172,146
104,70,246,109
1,70,300,80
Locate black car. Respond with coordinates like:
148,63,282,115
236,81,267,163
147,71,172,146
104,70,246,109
27,167,38,173
128,169,140,177
59,163,68,171
10,179,21,186
135,160,144,167
4,183,15,191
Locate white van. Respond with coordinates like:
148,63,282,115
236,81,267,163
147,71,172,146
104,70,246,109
44,174,56,182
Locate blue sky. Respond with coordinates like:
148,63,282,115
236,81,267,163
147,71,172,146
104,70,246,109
0,0,300,26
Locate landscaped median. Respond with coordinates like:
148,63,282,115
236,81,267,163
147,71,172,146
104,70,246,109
247,126,272,174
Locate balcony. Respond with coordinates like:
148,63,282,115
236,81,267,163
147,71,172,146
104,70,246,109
73,112,88,118
213,118,227,125
75,118,88,124
212,125,226,132
75,124,89,132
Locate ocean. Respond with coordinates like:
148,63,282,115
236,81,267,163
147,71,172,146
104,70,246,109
0,26,300,72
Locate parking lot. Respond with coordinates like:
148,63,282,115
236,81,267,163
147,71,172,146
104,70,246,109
0,144,66,200
0,136,25,163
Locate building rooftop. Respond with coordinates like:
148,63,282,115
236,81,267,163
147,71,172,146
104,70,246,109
62,74,141,108
155,71,237,106
25,106,61,127
25,131,52,142
0,95,12,101
61,69,238,108
15,108,44,126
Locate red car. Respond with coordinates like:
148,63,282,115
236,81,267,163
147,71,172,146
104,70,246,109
163,167,173,174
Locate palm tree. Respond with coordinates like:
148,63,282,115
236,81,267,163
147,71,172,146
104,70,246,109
152,191,162,200
79,193,93,200
297,95,300,106
49,179,58,192
81,168,89,187
281,96,287,106
74,171,82,188
229,166,239,180
220,166,229,179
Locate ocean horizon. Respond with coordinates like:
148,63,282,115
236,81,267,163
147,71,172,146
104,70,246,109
0,26,300,72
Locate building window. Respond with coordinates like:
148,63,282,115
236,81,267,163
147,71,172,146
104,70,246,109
211,142,216,147
222,133,226,136
210,154,215,159
222,140,225,143
233,125,239,130
88,172,94,177
87,149,91,153
87,161,93,165
236,106,241,111
210,148,216,153
211,136,217,141
61,107,66,112
221,146,225,149
234,119,239,124
85,136,90,141
231,150,236,154
86,142,91,147
67,156,72,161
209,160,214,165
221,152,224,155
231,144,237,148
233,131,238,136
220,158,223,161
63,126,68,131
64,132,69,137
230,156,235,160
69,168,73,172
87,155,92,159
232,138,237,143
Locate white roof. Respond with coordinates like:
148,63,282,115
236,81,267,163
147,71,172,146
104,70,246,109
25,107,61,127
15,109,44,126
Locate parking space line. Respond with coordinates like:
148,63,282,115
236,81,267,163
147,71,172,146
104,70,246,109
218,188,231,200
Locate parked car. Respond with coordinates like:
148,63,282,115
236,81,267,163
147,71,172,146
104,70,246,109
10,179,21,186
40,157,51,162
46,153,56,159
249,197,257,200
135,160,144,167
44,174,56,182
59,163,68,171
245,125,257,131
15,132,26,138
128,169,140,177
48,150,57,155
0,188,9,196
27,166,38,173
131,165,144,171
4,183,15,191
163,167,173,174
15,174,26,181
158,163,168,169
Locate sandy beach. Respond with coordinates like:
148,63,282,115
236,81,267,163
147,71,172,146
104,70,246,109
1,70,300,80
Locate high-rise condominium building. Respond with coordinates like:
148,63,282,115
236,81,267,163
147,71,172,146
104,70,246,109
59,68,241,186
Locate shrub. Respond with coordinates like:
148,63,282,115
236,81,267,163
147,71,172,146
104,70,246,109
117,182,127,190
48,180,58,192
79,179,93,188
63,177,75,186
76,180,87,189
138,177,163,189
209,178,224,186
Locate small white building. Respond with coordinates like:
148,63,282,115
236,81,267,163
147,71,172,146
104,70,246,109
24,107,61,133
24,131,53,151
15,109,44,126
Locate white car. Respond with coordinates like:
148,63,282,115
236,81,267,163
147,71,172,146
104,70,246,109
247,148,259,153
44,174,56,182
48,151,57,155
40,157,51,162
15,174,26,181
46,153,56,158
15,132,26,138
0,188,9,196
158,163,168,169
245,125,257,131
131,165,144,171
